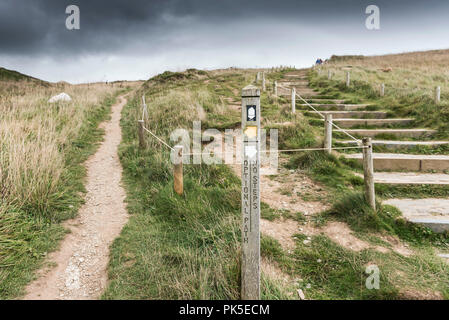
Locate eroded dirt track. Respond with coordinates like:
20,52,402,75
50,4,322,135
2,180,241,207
24,95,129,300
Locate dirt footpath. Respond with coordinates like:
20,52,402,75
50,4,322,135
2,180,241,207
23,94,130,300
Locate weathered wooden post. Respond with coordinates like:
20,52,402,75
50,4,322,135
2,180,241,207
291,87,296,113
241,85,261,300
262,72,266,91
324,114,333,154
362,137,376,210
435,86,441,104
328,70,332,80
173,145,184,195
346,71,350,87
380,83,385,97
256,72,261,82
273,81,278,96
138,120,146,149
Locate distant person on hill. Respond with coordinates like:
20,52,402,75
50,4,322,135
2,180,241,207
315,58,323,65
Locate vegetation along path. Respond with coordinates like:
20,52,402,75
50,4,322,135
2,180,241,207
23,94,130,300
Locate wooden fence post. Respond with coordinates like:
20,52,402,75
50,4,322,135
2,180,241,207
138,120,146,149
241,85,261,300
173,145,183,195
346,71,350,87
262,72,266,91
362,137,376,211
436,86,441,104
324,114,333,154
380,83,385,97
273,81,278,96
328,70,332,80
291,87,296,113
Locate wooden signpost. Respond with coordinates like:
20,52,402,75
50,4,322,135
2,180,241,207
241,85,261,300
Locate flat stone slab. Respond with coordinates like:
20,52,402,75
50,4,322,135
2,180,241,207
307,111,387,119
331,118,413,128
355,172,449,184
345,153,449,171
279,81,309,86
340,139,449,149
300,104,371,111
305,99,346,104
285,75,307,78
336,128,436,138
383,198,449,233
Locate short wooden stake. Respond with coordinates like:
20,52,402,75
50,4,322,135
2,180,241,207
241,85,261,300
380,83,385,97
328,70,332,80
273,81,278,96
346,71,350,87
173,145,183,195
362,137,376,211
138,120,146,149
291,87,296,113
324,114,332,154
436,86,441,104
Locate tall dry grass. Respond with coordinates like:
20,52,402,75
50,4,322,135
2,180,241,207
0,81,117,216
324,49,449,99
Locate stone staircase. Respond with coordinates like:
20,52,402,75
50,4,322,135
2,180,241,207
280,69,449,233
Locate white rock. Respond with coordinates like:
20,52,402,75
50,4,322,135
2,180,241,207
306,283,311,289
297,289,306,300
49,92,72,103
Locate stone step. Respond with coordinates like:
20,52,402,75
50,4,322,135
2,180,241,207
383,198,449,233
285,75,307,79
300,103,371,111
335,128,436,138
307,111,388,119
281,91,321,97
305,99,347,104
331,118,414,128
344,153,449,171
339,139,449,149
279,81,309,86
355,172,449,184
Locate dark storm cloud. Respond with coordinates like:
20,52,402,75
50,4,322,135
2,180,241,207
0,0,439,56
1,0,448,83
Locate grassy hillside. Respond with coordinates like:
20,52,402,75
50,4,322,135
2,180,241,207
0,67,44,82
104,62,449,300
321,49,449,138
103,68,308,299
0,79,127,298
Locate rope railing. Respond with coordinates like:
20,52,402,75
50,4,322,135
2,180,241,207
137,81,376,210
277,84,362,144
141,125,175,151
138,92,367,156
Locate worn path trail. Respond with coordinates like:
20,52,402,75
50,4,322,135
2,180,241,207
24,94,130,300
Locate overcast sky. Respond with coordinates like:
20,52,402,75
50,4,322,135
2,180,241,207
1,0,448,83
